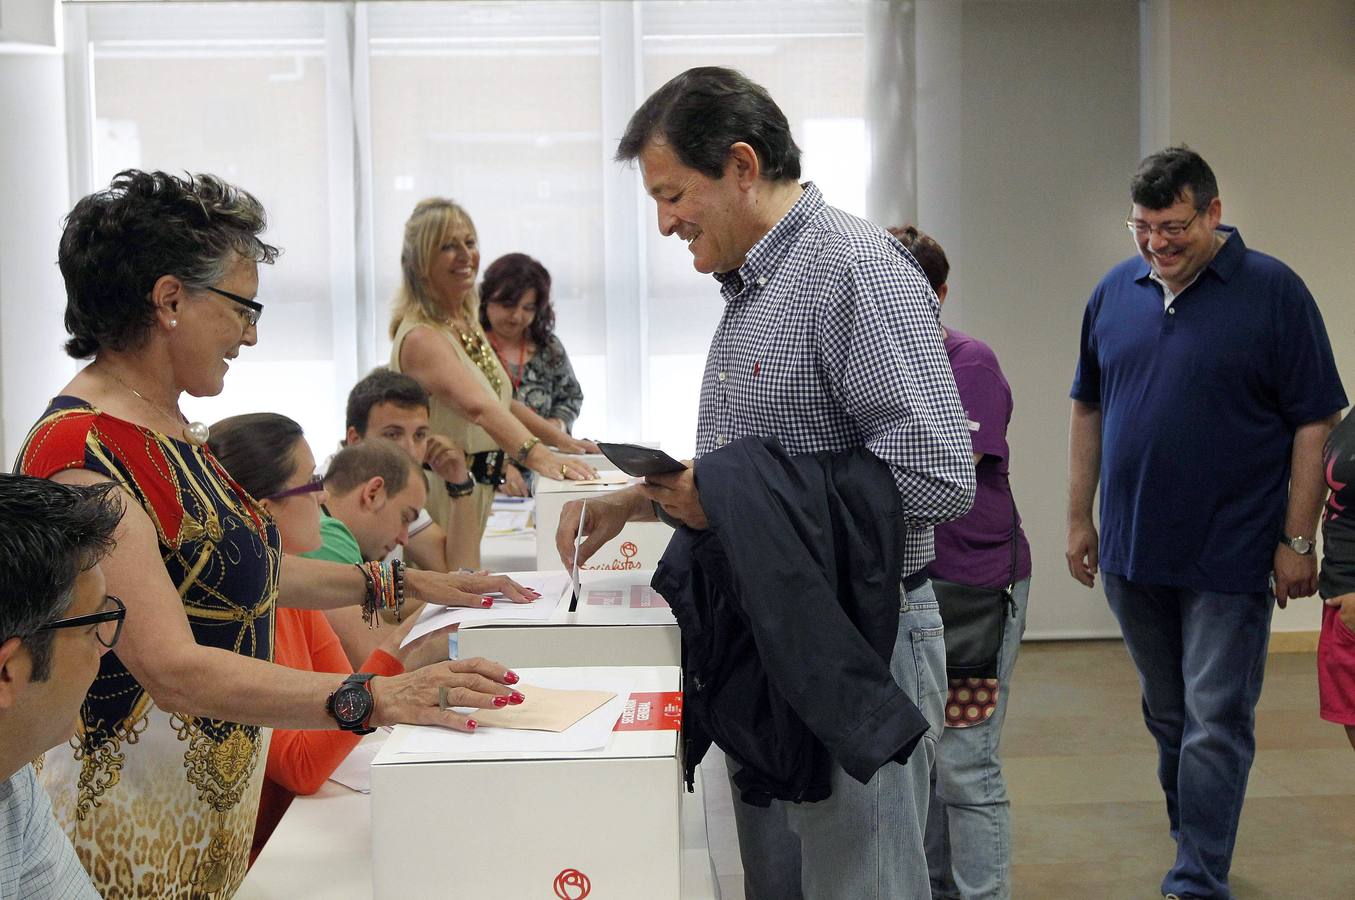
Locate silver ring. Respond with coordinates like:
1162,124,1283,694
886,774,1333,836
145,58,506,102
438,686,451,709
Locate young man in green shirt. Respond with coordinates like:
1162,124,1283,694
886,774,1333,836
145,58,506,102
307,439,430,667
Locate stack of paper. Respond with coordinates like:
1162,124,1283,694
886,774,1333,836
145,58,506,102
400,571,570,648
486,496,534,535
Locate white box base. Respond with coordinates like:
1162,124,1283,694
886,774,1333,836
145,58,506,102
372,667,683,900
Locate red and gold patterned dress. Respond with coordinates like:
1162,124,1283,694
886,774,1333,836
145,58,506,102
17,396,281,899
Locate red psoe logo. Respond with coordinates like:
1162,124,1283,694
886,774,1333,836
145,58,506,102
620,541,638,559
553,868,591,899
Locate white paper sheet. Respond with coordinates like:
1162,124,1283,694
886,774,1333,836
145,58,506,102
484,508,532,534
327,728,392,793
570,471,632,486
394,669,637,755
399,572,570,648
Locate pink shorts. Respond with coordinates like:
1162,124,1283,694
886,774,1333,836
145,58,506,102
1318,603,1355,726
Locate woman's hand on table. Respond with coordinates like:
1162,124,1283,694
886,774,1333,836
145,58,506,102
557,436,601,455
384,616,459,670
370,657,522,732
527,444,596,481
406,568,539,607
497,464,530,497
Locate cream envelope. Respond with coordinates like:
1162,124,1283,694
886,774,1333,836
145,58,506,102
470,683,616,732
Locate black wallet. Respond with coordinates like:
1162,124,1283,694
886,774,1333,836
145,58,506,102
596,442,687,478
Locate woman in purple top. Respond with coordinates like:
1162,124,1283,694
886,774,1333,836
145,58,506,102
891,225,1031,900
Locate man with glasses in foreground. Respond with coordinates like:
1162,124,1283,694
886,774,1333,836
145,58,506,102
0,474,125,898
1066,146,1345,899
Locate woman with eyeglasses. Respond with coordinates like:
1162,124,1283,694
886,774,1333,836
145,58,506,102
16,171,534,898
205,413,486,863
389,199,596,567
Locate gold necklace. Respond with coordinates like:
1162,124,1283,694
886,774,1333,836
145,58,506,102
105,369,210,446
451,323,503,395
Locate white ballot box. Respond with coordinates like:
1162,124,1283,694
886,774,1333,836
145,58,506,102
534,471,674,572
458,569,680,668
371,666,683,900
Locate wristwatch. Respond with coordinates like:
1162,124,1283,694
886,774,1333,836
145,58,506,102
326,672,376,734
444,476,476,498
1280,534,1314,556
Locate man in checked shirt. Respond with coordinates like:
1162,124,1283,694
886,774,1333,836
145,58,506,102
558,67,975,899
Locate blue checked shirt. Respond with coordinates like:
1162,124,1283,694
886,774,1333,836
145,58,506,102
694,182,976,575
0,765,99,900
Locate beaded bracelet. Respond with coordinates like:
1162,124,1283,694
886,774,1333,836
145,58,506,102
356,559,406,627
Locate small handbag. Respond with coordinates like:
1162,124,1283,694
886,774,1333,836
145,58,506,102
930,499,1019,679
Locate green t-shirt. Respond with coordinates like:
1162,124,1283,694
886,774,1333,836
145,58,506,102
301,513,362,565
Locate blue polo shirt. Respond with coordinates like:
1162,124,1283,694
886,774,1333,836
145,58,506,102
1071,226,1346,593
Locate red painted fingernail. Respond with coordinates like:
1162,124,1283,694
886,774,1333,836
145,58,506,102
481,598,493,608
503,670,519,684
465,719,477,730
508,691,524,704
493,695,509,707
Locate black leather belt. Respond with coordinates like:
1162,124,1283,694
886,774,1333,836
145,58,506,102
468,450,506,487
902,569,928,594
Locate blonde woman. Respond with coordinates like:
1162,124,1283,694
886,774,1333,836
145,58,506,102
390,198,595,568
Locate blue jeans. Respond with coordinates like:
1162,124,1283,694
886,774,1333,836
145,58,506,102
729,581,947,900
926,577,1030,900
1102,574,1274,900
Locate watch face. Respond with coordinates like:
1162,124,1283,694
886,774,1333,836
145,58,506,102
333,685,372,725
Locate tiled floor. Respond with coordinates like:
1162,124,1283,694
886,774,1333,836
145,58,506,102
699,640,1355,899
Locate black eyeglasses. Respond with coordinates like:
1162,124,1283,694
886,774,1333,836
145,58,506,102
1125,209,1200,239
264,473,326,501
36,594,126,650
204,286,264,327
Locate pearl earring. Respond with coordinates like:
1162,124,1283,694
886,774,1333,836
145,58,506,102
170,319,178,328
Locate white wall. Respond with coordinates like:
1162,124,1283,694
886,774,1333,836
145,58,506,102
917,0,1141,639
1153,0,1355,632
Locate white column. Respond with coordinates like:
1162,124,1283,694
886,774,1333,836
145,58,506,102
0,0,75,465
324,3,364,419
598,1,647,440
864,0,916,229
913,0,965,319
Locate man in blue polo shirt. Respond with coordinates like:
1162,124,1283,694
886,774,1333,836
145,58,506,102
1066,146,1345,900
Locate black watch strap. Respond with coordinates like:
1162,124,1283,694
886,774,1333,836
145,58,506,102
445,476,476,498
326,672,377,735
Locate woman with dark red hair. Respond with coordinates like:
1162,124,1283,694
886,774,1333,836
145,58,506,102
478,252,591,437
